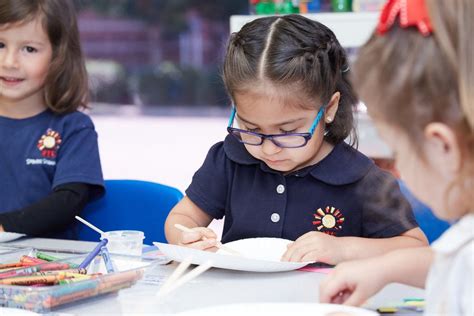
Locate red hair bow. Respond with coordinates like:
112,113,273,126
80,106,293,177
377,0,433,36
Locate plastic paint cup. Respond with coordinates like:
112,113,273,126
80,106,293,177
101,230,145,256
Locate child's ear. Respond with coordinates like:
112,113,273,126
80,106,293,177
325,92,340,123
423,123,462,174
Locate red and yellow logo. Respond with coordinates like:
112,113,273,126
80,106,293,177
312,206,345,235
37,129,62,158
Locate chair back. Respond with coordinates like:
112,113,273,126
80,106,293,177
398,181,450,243
77,179,183,245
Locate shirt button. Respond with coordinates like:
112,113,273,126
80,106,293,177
271,213,280,223
276,184,285,194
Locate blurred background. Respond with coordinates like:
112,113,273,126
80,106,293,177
76,0,249,110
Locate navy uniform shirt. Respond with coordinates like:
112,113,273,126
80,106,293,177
186,135,418,243
0,110,104,213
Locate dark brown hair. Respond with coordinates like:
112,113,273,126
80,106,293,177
223,14,358,145
353,0,474,210
0,0,88,113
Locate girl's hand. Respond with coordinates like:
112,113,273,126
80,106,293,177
281,231,343,264
319,257,388,306
177,226,218,251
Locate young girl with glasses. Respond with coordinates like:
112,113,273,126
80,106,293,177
0,0,104,236
165,14,427,264
320,0,473,313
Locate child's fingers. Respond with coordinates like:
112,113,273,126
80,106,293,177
180,231,204,244
183,238,217,250
319,273,348,303
342,289,366,306
293,230,322,242
282,244,320,262
301,251,319,263
180,227,217,244
196,227,217,239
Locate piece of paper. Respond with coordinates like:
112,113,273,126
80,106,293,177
0,232,26,243
141,245,172,264
298,266,333,274
175,302,378,316
154,238,313,273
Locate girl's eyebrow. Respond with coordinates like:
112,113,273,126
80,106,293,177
0,38,47,47
237,114,306,126
20,40,47,46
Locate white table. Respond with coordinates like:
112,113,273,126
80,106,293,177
6,238,424,315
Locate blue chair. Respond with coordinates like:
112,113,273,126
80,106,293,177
76,179,183,245
398,181,450,243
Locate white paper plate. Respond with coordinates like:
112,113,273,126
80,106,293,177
219,237,293,261
154,237,312,272
0,307,40,315
175,302,378,316
0,232,26,243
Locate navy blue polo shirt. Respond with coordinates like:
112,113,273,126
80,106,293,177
186,135,418,243
0,110,104,213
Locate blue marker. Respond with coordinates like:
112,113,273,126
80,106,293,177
79,238,108,269
100,245,116,273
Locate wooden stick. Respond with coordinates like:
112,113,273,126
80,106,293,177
159,256,193,293
174,224,242,256
157,259,213,298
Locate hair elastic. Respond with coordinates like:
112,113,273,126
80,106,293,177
377,0,433,36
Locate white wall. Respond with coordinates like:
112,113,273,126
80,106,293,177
93,114,227,192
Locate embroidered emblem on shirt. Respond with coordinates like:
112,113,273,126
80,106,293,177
37,129,62,158
312,206,345,235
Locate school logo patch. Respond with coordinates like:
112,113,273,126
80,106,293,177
312,206,345,235
37,129,62,158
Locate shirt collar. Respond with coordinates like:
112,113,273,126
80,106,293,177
431,214,474,254
223,134,373,185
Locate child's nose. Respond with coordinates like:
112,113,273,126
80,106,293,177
261,138,282,155
1,50,19,69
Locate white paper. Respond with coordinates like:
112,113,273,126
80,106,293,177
154,237,313,272
0,307,40,315
175,302,378,316
88,256,151,274
0,232,25,243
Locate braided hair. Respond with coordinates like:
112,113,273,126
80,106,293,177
223,14,358,145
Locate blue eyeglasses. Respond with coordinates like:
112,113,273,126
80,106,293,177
227,105,326,148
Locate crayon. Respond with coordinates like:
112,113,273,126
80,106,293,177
0,266,22,272
79,239,108,269
36,262,71,271
0,274,66,285
50,279,98,297
377,307,398,314
30,268,87,276
35,252,58,262
0,262,71,280
58,274,95,284
403,298,424,302
36,252,79,268
404,300,425,307
0,266,40,279
20,255,48,265
0,262,23,269
45,285,100,308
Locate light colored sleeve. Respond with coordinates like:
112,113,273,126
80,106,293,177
461,242,473,316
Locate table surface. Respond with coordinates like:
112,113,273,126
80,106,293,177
5,237,424,315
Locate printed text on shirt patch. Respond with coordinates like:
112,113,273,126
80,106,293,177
312,206,345,235
37,129,61,158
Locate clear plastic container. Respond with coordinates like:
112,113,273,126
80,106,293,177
101,230,145,256
0,248,151,313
